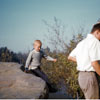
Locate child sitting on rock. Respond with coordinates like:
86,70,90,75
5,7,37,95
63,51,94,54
24,40,57,92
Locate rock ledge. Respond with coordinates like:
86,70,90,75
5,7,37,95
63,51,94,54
0,62,49,99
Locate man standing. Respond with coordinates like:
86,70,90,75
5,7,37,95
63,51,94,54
68,23,100,99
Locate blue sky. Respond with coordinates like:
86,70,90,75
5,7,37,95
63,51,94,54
0,0,100,52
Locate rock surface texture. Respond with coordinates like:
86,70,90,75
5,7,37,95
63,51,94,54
0,62,49,99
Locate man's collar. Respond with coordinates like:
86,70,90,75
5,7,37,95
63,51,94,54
87,33,99,41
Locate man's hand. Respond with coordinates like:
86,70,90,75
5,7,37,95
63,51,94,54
24,68,29,73
53,59,57,62
68,56,77,62
91,61,100,76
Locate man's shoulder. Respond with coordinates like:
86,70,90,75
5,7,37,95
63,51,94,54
76,39,85,47
78,36,100,48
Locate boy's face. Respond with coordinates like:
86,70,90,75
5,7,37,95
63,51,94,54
34,42,41,52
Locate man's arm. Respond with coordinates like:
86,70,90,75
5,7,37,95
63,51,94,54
68,56,77,62
91,61,100,76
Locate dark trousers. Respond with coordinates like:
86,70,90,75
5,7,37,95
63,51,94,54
29,67,52,89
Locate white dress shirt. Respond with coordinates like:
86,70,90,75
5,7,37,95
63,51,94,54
69,34,100,71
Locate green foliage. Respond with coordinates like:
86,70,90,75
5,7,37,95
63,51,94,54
41,33,85,98
43,19,85,98
0,47,13,62
42,52,84,98
0,47,27,65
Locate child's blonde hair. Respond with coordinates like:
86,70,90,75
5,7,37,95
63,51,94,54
34,40,42,46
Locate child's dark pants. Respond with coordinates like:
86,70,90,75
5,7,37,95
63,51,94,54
29,67,52,89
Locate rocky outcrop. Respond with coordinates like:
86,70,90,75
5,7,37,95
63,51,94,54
0,62,49,99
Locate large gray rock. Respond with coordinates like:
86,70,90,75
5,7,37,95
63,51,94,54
0,62,49,99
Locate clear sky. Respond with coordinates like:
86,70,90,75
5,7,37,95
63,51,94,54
0,0,100,53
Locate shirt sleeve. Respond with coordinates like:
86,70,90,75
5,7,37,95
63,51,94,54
42,51,54,61
89,41,100,62
25,51,32,68
69,47,77,58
